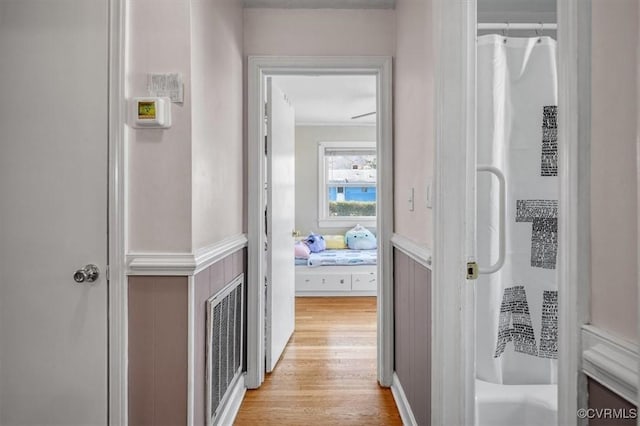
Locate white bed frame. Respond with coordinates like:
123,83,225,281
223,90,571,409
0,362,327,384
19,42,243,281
295,264,377,297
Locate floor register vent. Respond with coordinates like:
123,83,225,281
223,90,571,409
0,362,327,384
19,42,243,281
206,274,244,425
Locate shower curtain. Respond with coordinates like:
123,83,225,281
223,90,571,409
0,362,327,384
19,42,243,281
476,34,558,385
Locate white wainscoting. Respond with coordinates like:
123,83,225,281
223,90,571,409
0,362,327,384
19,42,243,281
126,234,248,276
581,324,639,404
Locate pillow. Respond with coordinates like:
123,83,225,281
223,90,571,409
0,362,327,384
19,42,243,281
324,234,347,250
294,241,311,259
345,224,377,250
304,232,326,253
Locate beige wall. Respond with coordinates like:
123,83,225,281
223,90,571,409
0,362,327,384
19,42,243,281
128,0,244,253
294,125,377,235
590,0,639,342
243,7,395,239
394,0,434,247
191,0,244,250
243,8,395,56
127,1,193,253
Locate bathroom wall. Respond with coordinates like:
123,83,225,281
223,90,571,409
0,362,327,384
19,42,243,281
589,0,638,413
587,379,637,425
590,0,638,344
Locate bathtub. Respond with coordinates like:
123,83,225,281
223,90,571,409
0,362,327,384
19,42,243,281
475,379,558,426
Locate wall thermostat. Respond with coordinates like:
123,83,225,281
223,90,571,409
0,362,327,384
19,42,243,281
130,97,171,128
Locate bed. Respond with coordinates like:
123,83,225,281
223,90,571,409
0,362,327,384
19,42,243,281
297,249,377,267
295,249,377,296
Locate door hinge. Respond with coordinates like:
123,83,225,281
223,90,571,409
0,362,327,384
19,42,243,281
105,265,110,280
466,261,478,280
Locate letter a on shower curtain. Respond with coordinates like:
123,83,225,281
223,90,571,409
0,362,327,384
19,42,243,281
476,35,559,385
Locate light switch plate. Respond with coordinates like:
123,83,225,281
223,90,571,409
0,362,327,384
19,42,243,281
408,188,415,212
426,177,433,209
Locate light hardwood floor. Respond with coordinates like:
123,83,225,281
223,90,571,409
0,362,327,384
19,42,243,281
234,297,402,425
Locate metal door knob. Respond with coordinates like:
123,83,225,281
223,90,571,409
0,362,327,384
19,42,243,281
74,264,100,283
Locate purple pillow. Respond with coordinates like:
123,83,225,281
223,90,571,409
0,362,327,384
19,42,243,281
304,233,326,253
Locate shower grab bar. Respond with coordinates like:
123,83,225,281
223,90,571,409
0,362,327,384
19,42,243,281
477,165,506,274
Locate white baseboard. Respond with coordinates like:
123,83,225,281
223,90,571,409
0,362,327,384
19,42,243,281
214,375,246,426
581,324,639,404
391,372,418,426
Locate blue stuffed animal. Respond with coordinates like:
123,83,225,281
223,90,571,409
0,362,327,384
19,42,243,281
345,224,377,250
304,232,326,253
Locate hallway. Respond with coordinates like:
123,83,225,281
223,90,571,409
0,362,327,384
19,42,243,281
235,297,402,425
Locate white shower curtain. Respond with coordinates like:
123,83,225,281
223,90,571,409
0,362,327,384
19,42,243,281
476,34,558,385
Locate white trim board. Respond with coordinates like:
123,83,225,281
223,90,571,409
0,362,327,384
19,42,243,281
390,233,432,270
558,1,593,424
213,375,246,426
187,275,196,426
247,56,394,390
108,0,127,423
581,325,639,405
126,234,248,276
390,373,418,426
432,0,476,424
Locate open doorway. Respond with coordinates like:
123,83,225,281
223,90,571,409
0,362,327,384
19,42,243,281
266,74,379,375
246,56,393,390
275,74,378,298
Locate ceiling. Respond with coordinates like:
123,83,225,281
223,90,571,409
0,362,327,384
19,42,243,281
243,0,395,9
272,75,377,125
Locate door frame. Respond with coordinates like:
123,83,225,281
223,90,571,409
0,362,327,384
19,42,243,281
432,0,591,424
557,1,593,423
246,56,394,388
431,0,477,424
108,0,128,424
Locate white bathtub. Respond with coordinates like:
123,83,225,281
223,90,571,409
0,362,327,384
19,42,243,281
475,379,558,426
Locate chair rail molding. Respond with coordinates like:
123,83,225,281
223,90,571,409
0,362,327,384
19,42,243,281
391,233,432,270
581,325,639,405
126,234,248,276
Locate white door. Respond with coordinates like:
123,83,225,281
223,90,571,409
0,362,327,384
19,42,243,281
0,2,109,425
265,78,296,373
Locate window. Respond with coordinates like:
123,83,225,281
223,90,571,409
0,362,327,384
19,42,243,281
318,142,376,228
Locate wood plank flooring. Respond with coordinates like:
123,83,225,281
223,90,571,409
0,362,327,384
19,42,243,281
234,297,402,425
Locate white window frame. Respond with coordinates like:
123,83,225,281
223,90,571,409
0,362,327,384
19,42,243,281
317,141,377,228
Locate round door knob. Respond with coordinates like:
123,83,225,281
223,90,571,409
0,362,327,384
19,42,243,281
74,264,100,283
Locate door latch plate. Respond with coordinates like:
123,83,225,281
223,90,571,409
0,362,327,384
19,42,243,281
466,261,479,280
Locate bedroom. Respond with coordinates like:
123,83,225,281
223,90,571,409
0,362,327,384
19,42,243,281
277,74,380,297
